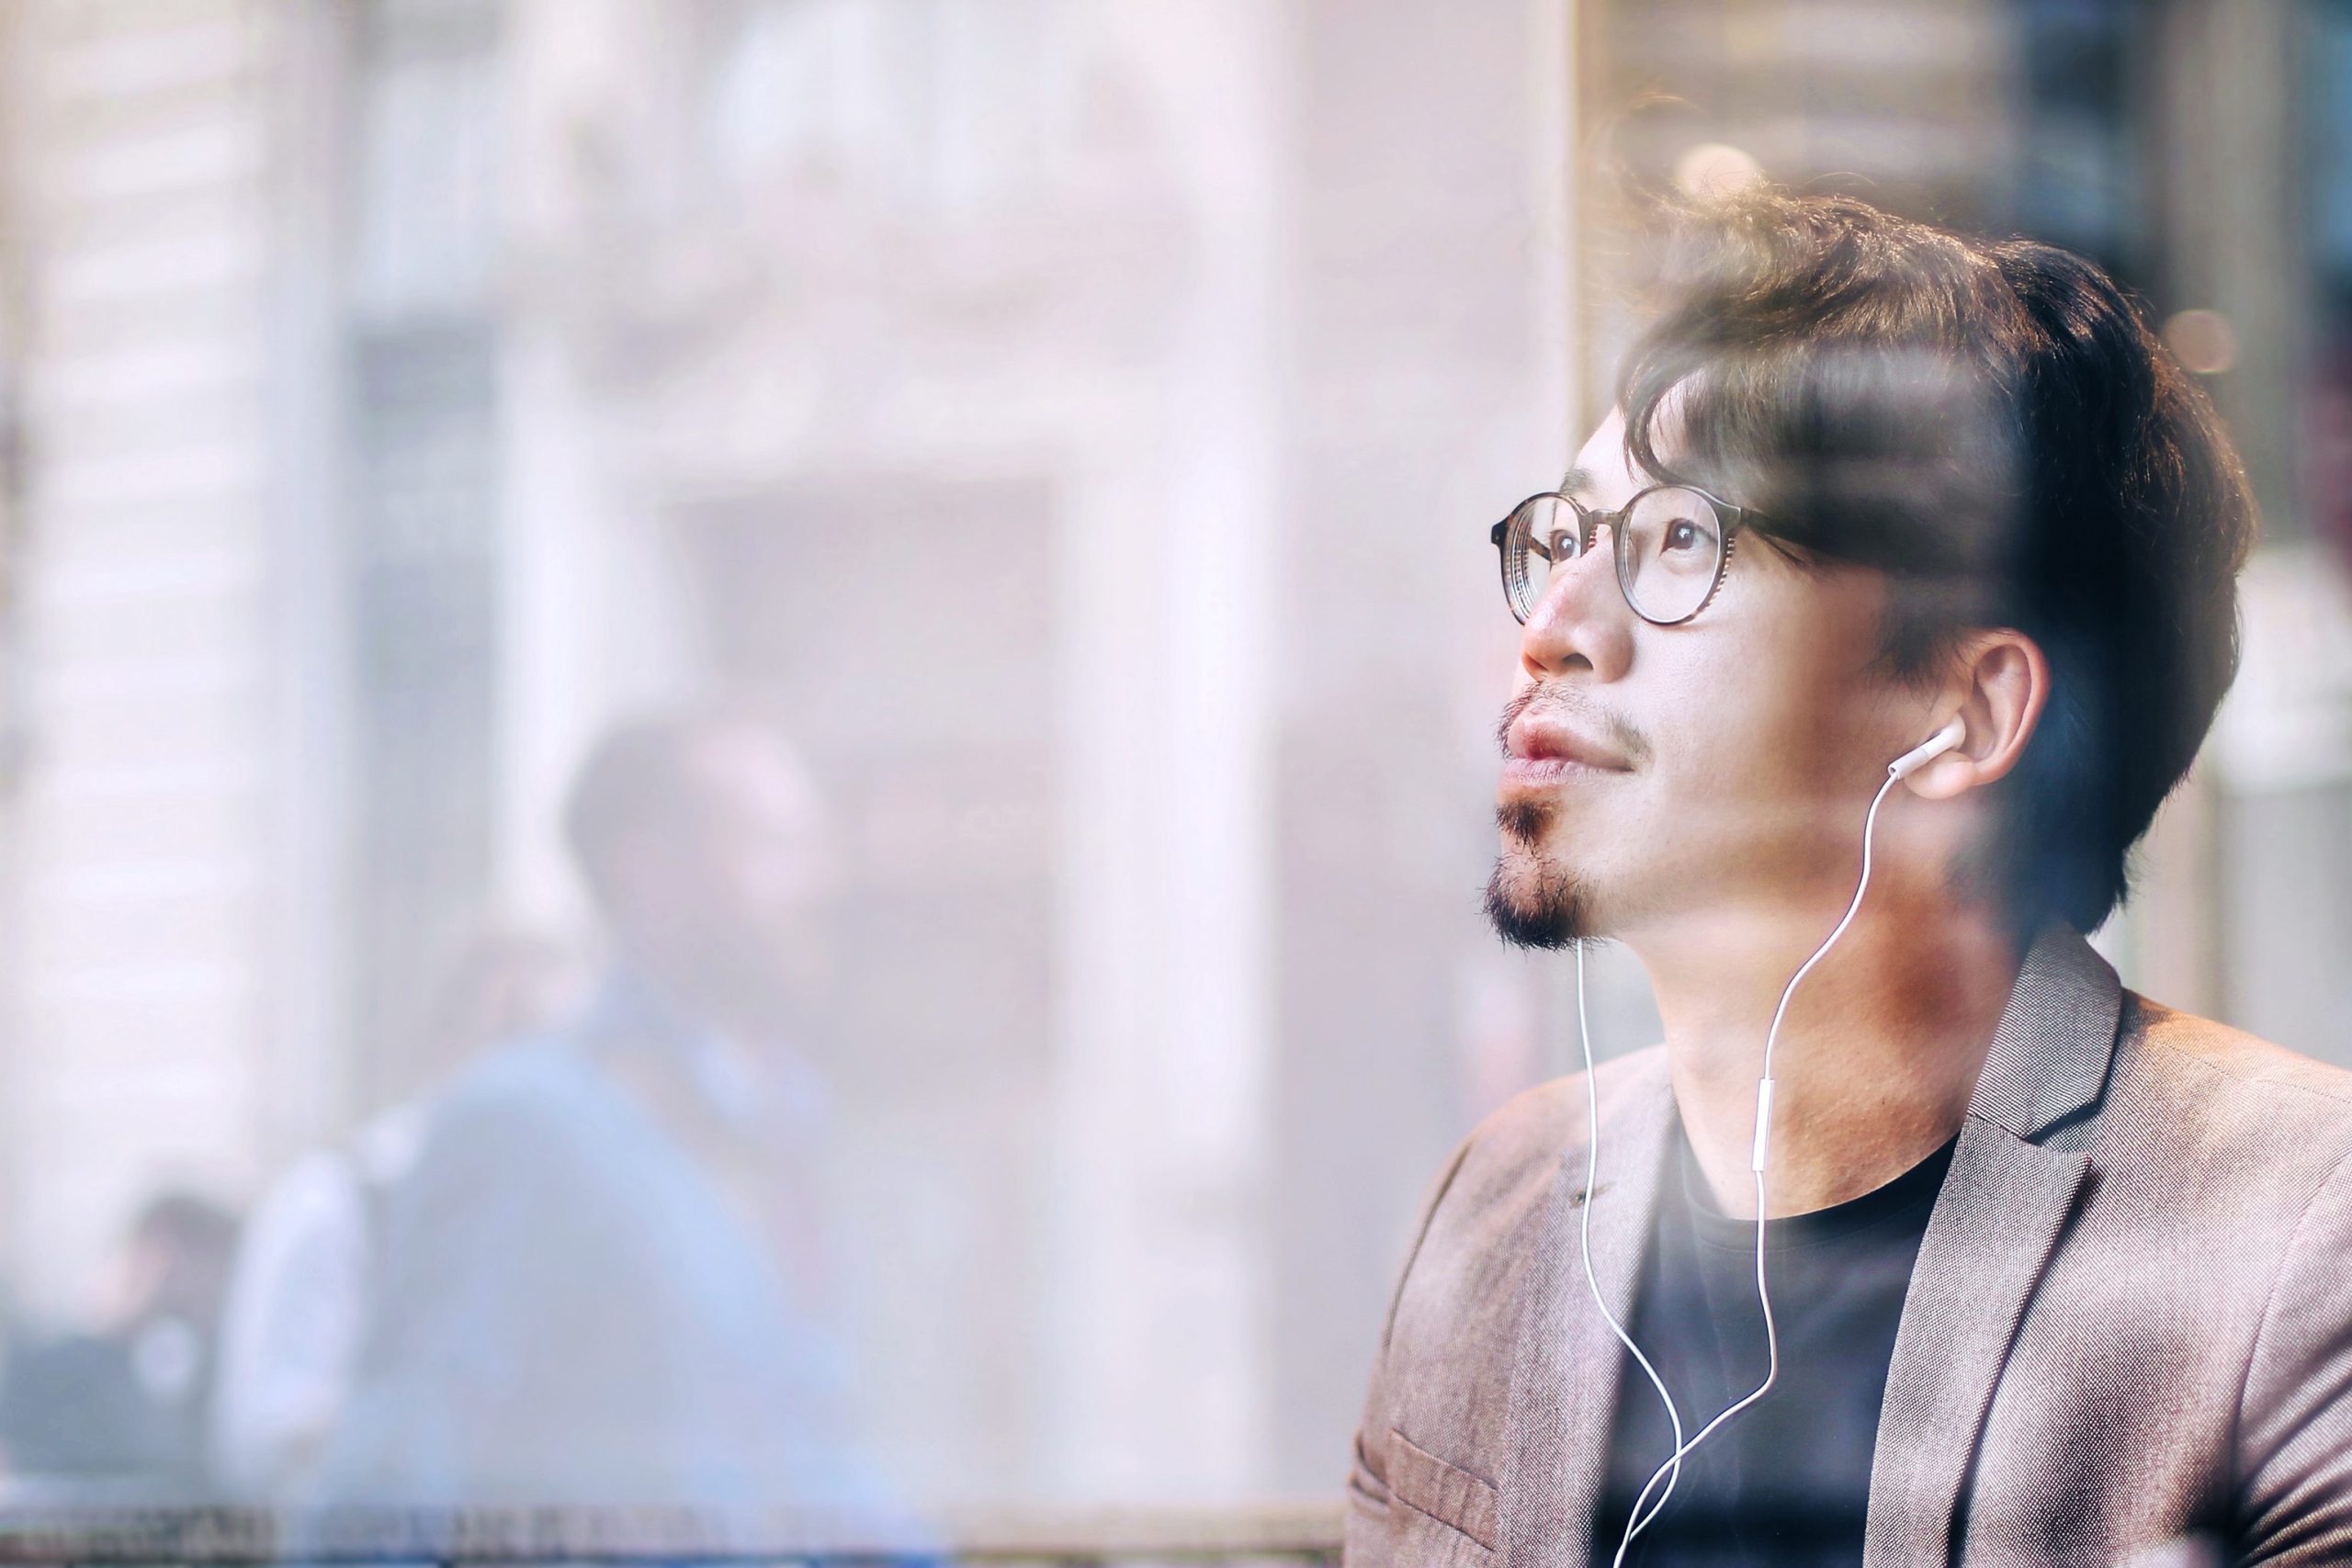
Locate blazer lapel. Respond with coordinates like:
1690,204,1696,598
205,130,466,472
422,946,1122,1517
1501,1055,1676,1566
1862,1122,2087,1566
1862,924,2121,1567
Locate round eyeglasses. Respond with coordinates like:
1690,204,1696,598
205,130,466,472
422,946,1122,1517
1488,482,1788,626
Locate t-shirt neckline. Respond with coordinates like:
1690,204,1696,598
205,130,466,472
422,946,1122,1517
1672,1112,1959,1254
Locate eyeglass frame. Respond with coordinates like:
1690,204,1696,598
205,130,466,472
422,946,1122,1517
1487,481,1805,627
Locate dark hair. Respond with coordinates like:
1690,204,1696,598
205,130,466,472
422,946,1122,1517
1618,188,2256,934
128,1190,242,1326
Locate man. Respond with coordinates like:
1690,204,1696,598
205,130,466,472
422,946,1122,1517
1344,190,2352,1565
318,709,891,1513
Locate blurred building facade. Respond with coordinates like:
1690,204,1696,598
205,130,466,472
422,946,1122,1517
0,0,2343,1509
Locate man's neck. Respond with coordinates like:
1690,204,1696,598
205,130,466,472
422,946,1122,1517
591,963,831,1138
609,947,808,1055
1624,894,2024,1219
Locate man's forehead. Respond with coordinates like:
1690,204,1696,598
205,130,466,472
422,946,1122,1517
1567,410,1653,501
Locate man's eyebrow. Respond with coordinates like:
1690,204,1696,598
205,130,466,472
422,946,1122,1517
1559,466,1596,500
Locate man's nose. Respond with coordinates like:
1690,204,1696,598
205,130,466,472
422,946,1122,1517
1519,527,1634,682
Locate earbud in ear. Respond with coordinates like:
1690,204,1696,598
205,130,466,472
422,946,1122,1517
1888,716,1968,781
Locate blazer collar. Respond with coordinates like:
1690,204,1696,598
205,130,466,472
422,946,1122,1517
1863,921,2121,1565
1961,921,2125,1142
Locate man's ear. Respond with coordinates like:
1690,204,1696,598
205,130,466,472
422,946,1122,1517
1904,628,2051,800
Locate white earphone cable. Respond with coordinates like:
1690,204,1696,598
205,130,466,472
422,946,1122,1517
1572,940,1687,1556
1602,764,1907,1565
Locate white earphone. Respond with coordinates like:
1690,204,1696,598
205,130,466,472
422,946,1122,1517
1578,715,1966,1565
1889,716,1969,782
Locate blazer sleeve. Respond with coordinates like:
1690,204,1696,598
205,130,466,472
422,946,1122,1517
2236,1147,2352,1563
1343,1130,1481,1568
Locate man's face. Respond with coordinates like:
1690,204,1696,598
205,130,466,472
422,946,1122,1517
612,726,842,1023
679,728,838,930
669,730,840,991
1485,411,1911,949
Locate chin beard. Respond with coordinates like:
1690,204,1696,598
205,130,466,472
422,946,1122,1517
1484,801,1595,950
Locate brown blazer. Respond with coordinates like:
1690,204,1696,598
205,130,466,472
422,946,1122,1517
1344,925,2352,1565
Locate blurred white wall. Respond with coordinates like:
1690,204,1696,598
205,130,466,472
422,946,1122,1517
1,0,307,1323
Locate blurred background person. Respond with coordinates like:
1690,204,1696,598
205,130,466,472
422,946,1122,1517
0,1192,240,1503
313,707,888,1509
206,925,586,1498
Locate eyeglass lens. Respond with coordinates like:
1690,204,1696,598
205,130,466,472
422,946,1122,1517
1503,487,1724,625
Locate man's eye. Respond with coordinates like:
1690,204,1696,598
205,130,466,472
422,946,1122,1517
1666,520,1702,551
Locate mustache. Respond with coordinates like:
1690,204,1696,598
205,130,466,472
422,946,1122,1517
1495,683,1652,769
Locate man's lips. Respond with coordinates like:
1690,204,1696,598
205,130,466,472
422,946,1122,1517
1503,715,1634,774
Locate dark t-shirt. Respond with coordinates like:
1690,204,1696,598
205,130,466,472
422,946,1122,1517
1588,1120,1958,1568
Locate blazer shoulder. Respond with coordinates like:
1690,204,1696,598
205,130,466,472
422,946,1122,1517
2128,993,2352,1110
2114,992,2352,1171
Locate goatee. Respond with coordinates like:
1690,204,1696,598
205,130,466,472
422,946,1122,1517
1484,803,1594,950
